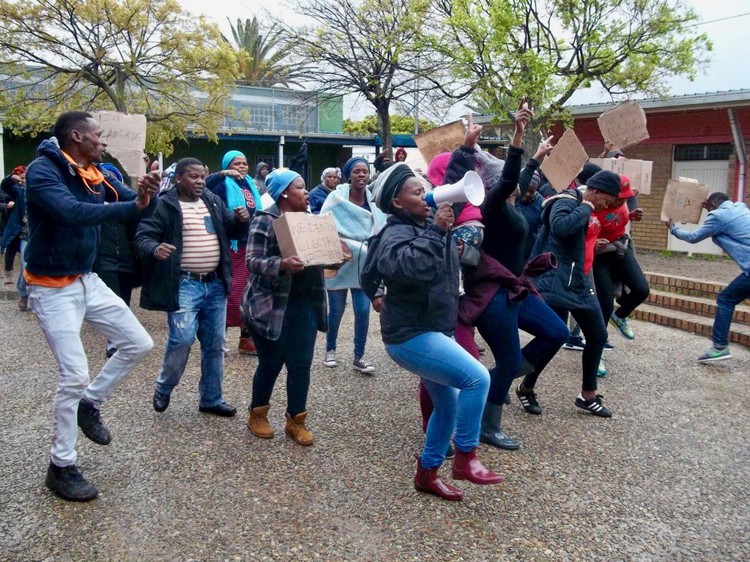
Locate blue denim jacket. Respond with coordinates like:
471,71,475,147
671,201,750,275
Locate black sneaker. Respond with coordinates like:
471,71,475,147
45,463,98,501
77,399,112,445
516,385,542,415
562,336,586,351
574,394,612,418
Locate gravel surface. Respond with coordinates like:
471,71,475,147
1,281,748,561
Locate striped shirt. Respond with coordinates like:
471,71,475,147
179,199,220,273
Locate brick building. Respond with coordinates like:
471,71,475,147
553,90,750,253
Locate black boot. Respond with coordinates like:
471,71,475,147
77,398,112,445
479,402,520,450
45,462,98,501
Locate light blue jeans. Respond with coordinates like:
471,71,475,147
156,277,227,408
326,288,370,359
386,332,490,469
27,274,154,466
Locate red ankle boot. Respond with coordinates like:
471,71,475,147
414,457,463,501
452,447,504,485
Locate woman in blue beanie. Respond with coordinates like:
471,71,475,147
319,156,386,374
242,169,340,445
205,150,261,355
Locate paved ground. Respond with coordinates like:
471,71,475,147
0,258,748,560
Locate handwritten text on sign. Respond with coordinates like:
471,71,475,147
597,101,649,151
274,212,343,266
90,111,147,179
540,129,589,192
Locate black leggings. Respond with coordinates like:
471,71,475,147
249,297,317,417
551,304,606,392
593,247,650,327
96,270,135,307
4,236,20,271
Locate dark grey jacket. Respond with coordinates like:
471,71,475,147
368,214,459,344
531,190,598,310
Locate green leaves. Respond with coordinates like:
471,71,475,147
430,0,711,130
0,0,239,155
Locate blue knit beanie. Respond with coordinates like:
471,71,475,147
266,168,301,202
342,156,369,181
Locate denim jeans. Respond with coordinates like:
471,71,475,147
517,294,570,388
27,274,154,467
386,332,490,469
476,290,568,402
250,296,318,416
17,239,27,298
713,272,750,348
326,288,370,359
156,277,227,408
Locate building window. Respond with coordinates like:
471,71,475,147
674,144,733,161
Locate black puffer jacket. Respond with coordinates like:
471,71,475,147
134,188,245,312
531,190,598,310
368,214,459,344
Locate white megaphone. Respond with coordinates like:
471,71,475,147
425,171,485,209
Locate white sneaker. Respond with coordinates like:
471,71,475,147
353,357,375,375
323,350,337,368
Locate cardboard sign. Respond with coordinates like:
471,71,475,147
414,120,465,165
597,101,649,150
91,111,147,179
661,177,709,224
540,129,589,192
589,157,653,195
273,212,343,266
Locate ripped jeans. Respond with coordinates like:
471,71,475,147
155,277,227,408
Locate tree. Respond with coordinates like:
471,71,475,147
430,0,711,133
283,0,451,156
224,17,313,88
343,114,435,135
0,0,238,155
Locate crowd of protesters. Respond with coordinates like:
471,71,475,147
5,106,748,504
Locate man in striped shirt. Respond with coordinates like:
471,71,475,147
135,158,249,417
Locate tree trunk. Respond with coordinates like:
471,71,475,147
376,100,392,160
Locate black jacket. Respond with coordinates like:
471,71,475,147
134,188,246,312
530,190,598,310
367,214,459,344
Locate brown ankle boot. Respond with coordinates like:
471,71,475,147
452,447,504,485
247,405,274,438
285,411,314,446
414,456,463,501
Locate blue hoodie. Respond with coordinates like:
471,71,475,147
671,201,750,275
24,138,155,276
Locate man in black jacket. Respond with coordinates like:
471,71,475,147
25,111,160,502
135,158,249,418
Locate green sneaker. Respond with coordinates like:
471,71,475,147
698,346,732,363
597,359,607,377
610,313,635,340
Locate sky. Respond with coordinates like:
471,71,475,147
178,0,749,119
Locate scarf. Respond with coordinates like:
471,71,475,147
61,150,118,201
222,150,261,251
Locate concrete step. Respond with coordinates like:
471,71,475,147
645,271,750,303
646,289,750,326
633,303,750,347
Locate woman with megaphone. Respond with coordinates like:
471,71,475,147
362,162,504,501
